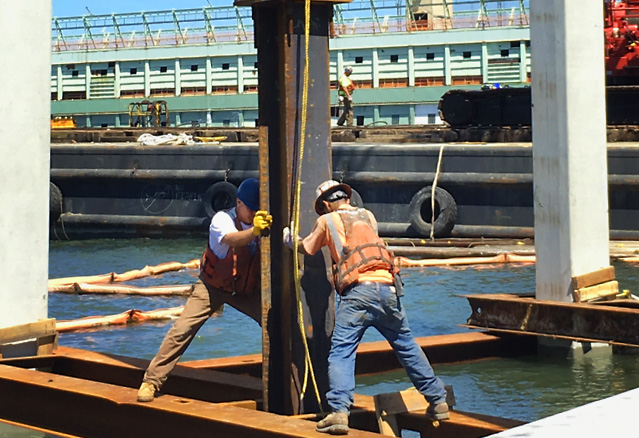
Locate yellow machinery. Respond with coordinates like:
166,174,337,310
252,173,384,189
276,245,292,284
51,116,77,129
128,100,169,127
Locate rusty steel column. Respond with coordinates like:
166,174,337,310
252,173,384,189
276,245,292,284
238,0,343,415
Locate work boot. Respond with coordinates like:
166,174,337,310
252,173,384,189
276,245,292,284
426,402,450,421
316,412,349,435
137,381,158,402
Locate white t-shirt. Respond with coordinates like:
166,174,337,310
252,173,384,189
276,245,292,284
208,208,254,258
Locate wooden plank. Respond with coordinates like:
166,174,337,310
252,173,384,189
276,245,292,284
373,386,456,436
571,266,615,290
36,334,59,356
0,319,56,345
374,388,427,436
375,387,428,417
574,280,619,303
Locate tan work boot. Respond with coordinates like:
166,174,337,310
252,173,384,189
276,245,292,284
316,412,349,435
426,402,450,421
137,381,158,402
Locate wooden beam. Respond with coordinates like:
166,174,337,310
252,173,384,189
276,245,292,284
571,267,618,303
0,319,56,345
573,280,619,303
571,266,615,290
374,387,429,436
373,386,457,436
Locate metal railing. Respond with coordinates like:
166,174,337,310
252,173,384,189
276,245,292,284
52,1,529,52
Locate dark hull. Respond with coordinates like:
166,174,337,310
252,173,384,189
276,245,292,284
438,86,639,127
50,143,639,239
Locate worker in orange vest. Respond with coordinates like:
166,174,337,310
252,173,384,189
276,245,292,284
283,180,449,434
137,178,272,402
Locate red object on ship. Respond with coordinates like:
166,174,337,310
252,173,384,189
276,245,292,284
605,1,639,83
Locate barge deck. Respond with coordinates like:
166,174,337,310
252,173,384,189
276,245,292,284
50,141,639,240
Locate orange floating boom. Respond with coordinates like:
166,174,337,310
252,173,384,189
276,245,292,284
48,259,201,289
56,307,185,333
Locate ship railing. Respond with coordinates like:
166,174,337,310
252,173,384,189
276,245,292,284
52,2,529,52
53,28,256,52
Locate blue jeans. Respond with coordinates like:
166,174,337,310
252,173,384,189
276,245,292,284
326,282,447,413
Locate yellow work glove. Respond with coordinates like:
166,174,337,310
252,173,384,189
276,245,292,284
252,210,273,236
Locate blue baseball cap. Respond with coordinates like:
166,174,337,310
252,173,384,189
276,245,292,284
237,178,260,211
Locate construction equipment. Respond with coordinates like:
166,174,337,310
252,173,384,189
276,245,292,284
439,1,639,127
128,100,169,127
51,116,76,129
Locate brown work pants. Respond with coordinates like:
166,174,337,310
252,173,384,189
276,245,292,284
143,278,261,389
337,97,353,126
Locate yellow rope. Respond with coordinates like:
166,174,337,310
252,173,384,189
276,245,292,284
291,0,323,410
430,144,445,240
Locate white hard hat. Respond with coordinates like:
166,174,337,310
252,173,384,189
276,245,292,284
314,180,352,215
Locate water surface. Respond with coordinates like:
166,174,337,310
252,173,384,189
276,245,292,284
45,238,639,425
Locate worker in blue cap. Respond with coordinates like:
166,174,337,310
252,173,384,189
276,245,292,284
138,177,272,402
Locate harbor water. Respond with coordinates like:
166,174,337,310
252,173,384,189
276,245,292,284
3,238,639,436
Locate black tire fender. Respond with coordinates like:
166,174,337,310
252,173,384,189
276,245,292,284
203,181,237,218
408,186,457,237
350,188,364,208
50,182,63,225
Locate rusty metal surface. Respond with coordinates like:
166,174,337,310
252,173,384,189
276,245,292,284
351,394,523,437
259,124,273,411
464,293,639,347
0,341,525,438
0,364,381,438
254,1,294,415
181,332,537,377
1,349,262,404
252,0,334,415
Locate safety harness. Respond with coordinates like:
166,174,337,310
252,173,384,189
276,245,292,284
200,211,260,295
325,208,398,294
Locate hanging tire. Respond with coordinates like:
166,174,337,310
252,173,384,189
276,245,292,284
50,182,63,226
203,182,237,218
408,186,457,237
350,188,364,208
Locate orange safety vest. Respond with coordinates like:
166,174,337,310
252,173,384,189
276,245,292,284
200,213,260,295
325,208,399,294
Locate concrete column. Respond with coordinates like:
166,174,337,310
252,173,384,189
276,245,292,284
372,48,379,88
519,40,528,82
205,57,212,94
144,60,150,97
0,1,50,355
57,65,63,100
409,104,415,125
114,61,121,97
373,105,380,122
337,50,344,80
444,44,451,85
85,64,91,99
175,59,181,96
408,46,415,87
531,1,609,303
237,55,244,93
481,42,488,83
